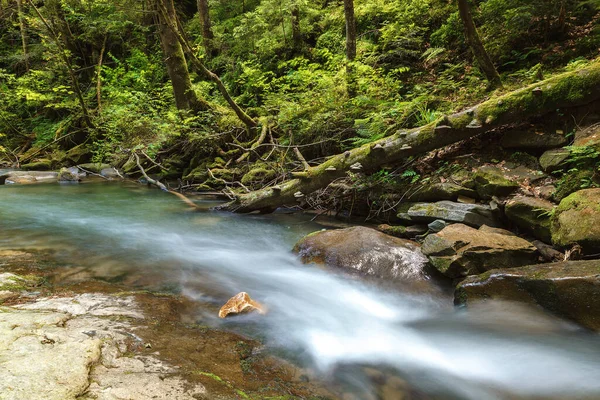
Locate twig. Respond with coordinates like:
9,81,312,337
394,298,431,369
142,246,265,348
293,147,310,170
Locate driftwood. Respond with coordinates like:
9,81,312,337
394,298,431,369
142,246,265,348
217,61,600,213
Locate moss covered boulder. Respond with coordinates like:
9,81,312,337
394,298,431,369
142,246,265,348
551,188,600,252
473,166,520,198
505,195,554,242
64,144,92,165
539,148,570,172
422,224,538,278
293,226,429,281
455,260,600,330
21,160,53,171
241,167,277,185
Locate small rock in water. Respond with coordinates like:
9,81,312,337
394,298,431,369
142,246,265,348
218,292,266,319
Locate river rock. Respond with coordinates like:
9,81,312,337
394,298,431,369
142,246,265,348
539,148,570,172
455,260,600,330
472,166,520,198
422,224,538,278
505,196,554,242
293,226,428,281
0,171,58,185
551,188,600,252
397,201,499,228
100,167,122,179
405,182,477,202
58,167,81,182
428,219,450,232
218,292,266,318
501,127,568,150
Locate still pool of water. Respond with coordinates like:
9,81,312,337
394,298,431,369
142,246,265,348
1,181,600,400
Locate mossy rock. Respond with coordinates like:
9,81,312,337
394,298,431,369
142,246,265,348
207,157,226,169
21,160,53,171
122,157,139,174
64,144,92,165
241,168,277,185
422,224,538,278
473,166,519,198
539,148,570,172
551,188,600,252
505,195,554,242
552,169,595,201
183,166,209,182
210,168,236,182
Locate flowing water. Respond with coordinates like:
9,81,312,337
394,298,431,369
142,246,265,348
1,181,600,400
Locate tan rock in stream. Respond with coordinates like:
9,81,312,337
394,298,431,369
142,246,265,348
218,292,266,318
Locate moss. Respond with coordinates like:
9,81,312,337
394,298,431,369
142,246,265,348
241,167,277,185
473,168,519,198
21,160,53,171
552,169,595,201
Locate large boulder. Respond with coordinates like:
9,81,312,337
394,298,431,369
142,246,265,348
551,188,600,252
422,224,538,278
501,127,568,150
455,260,600,331
505,196,554,242
397,201,499,228
293,226,428,281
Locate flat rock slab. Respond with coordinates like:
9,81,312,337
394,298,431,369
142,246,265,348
0,171,58,185
455,260,600,331
398,201,499,228
501,127,568,149
293,226,429,281
0,292,205,400
422,223,538,278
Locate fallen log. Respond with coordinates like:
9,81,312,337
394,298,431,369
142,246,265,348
217,61,600,213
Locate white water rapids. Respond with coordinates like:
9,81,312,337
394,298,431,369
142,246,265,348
0,182,599,399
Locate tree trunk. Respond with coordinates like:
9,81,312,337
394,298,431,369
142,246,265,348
343,0,357,97
217,61,600,213
291,4,301,53
156,0,257,129
197,0,215,58
96,34,107,113
457,0,502,89
16,0,29,72
26,0,94,129
157,0,209,112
